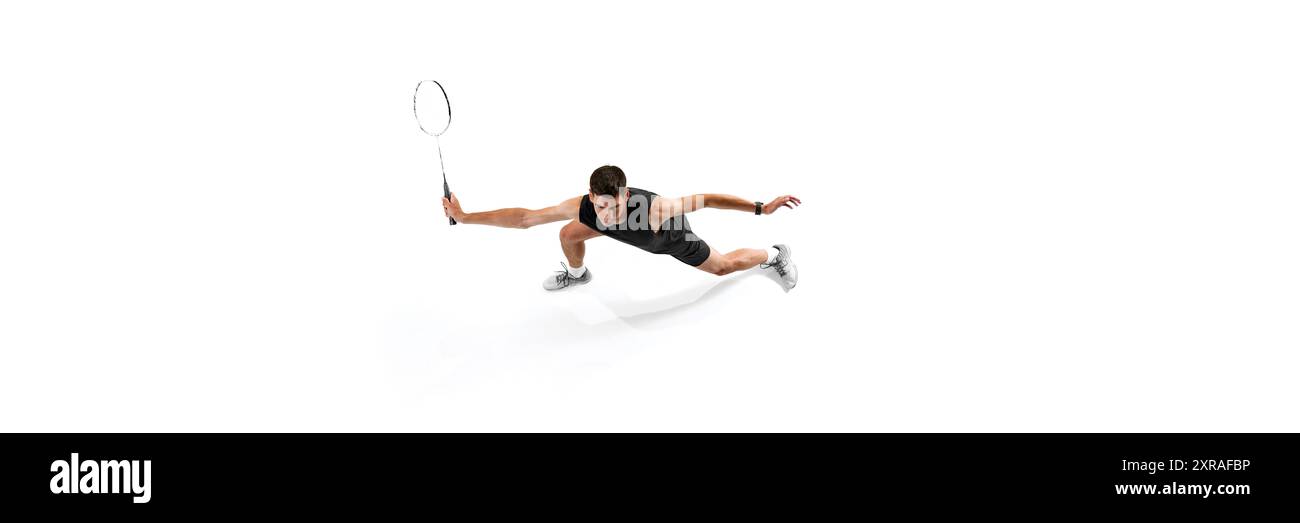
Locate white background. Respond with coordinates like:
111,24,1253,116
2,1,1297,431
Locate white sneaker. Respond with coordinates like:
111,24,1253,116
760,244,798,291
543,263,592,291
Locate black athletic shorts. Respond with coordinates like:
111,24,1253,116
666,232,712,267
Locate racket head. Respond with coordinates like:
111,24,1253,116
413,80,452,137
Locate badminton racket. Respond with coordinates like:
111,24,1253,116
413,80,456,225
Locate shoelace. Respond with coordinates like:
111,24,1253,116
760,255,788,277
554,262,578,287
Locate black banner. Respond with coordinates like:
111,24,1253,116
2,434,1295,514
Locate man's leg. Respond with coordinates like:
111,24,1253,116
695,244,798,290
560,219,601,268
544,220,602,291
694,248,767,276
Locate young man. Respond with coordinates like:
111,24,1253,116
440,165,801,291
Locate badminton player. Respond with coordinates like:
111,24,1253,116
440,165,800,291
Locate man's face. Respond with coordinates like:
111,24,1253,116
590,189,630,227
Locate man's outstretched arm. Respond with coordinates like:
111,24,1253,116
442,193,581,229
655,193,802,221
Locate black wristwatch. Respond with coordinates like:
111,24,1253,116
754,201,763,215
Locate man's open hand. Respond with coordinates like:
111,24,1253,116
763,195,802,215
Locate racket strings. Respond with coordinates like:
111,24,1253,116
413,80,452,137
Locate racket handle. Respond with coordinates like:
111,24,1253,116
444,180,457,225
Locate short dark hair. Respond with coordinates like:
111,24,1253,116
589,165,626,197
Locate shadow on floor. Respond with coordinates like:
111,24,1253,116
584,268,786,328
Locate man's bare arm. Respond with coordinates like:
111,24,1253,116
442,194,581,229
654,193,802,221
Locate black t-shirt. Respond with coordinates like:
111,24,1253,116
578,187,698,256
